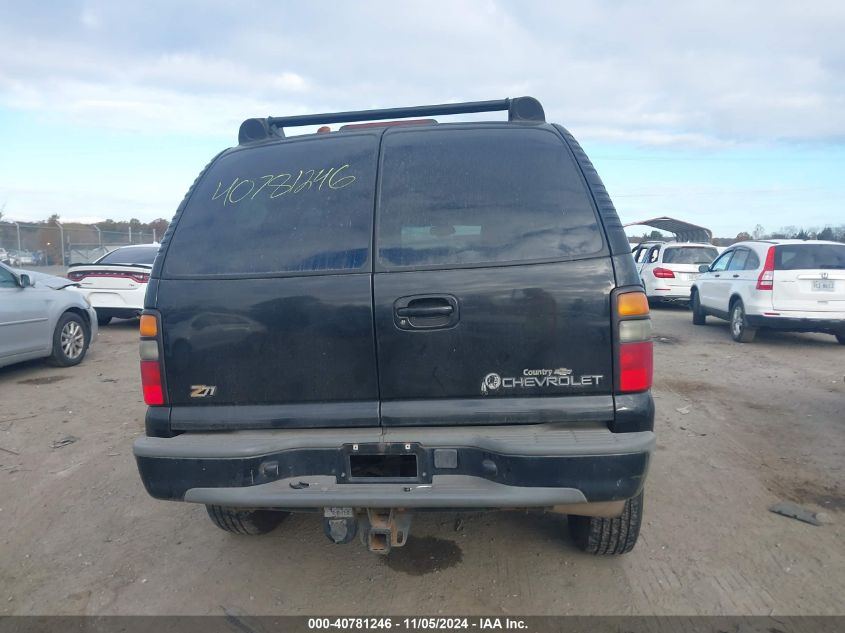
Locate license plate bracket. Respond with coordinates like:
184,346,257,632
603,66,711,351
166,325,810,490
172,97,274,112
340,443,431,484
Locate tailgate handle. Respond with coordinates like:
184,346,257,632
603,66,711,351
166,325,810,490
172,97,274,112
397,305,453,317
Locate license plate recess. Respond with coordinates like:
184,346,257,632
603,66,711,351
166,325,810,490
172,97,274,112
341,443,431,484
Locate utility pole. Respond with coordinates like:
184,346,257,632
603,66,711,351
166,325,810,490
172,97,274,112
13,221,21,252
56,220,65,266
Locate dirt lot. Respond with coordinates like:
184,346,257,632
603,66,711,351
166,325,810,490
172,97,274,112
0,307,843,615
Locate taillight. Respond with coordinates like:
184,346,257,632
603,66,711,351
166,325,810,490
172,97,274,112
619,341,654,392
139,313,165,405
756,246,776,290
652,267,675,278
65,270,149,282
140,360,164,405
615,290,653,393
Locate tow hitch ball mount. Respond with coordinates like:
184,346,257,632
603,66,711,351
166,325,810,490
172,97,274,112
322,508,412,554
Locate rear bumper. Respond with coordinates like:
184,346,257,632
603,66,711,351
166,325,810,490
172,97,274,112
746,315,845,333
647,283,694,300
75,286,146,313
134,424,654,509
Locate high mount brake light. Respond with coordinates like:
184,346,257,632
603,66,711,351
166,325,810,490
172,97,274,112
757,246,776,290
615,290,653,394
339,118,436,130
652,267,675,279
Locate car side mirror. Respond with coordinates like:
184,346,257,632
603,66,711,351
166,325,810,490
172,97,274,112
18,273,32,288
698,264,710,273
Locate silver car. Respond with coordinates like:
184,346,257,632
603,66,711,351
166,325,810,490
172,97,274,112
0,262,98,369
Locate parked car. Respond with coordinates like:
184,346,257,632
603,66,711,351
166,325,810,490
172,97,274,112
0,262,98,369
7,250,35,267
66,244,160,326
0,248,9,265
633,242,719,302
691,240,845,343
132,97,655,555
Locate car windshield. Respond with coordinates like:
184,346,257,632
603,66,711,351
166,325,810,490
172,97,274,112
662,246,719,264
775,244,845,270
98,246,159,265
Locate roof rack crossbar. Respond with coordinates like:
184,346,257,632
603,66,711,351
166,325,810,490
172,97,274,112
238,96,545,144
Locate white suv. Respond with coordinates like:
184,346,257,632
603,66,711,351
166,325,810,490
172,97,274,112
691,240,845,344
632,241,719,302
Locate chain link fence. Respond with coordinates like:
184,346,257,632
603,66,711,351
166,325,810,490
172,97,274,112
0,221,160,267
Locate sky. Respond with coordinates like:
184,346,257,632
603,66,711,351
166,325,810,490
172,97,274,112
1,0,843,237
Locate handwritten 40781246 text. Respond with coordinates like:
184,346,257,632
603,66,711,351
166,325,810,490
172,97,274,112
211,164,357,205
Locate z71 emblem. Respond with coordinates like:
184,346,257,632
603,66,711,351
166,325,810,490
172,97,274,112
190,385,217,398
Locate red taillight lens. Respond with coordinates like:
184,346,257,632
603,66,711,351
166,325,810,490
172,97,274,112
652,267,675,278
756,246,776,290
619,341,653,392
129,272,150,283
67,271,84,281
140,360,164,405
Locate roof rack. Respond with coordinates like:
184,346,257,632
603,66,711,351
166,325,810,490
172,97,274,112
238,96,545,144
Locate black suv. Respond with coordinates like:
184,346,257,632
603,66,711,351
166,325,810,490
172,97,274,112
134,97,655,555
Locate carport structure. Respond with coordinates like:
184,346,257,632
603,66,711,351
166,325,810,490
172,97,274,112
624,216,713,243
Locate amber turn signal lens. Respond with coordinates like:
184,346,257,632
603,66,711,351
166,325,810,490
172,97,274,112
617,292,649,317
139,314,158,338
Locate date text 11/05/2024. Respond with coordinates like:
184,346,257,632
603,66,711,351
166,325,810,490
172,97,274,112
307,618,529,630
212,164,357,205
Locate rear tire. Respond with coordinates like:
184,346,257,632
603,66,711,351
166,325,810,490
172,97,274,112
97,313,112,326
730,299,756,343
205,505,288,535
691,290,706,325
47,312,90,367
568,492,643,555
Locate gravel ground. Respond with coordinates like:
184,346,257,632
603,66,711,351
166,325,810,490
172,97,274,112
0,307,843,615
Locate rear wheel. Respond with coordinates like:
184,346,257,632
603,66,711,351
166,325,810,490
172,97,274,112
691,290,706,325
205,505,288,535
568,492,643,555
730,299,756,343
47,312,90,366
96,313,112,326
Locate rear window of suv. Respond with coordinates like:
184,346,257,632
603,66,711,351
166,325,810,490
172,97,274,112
775,244,845,270
163,135,378,277
377,127,604,267
662,246,718,264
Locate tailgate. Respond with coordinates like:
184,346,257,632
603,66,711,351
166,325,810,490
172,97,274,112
772,271,845,311
771,244,845,312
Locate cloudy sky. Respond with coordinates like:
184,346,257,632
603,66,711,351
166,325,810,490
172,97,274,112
1,0,843,236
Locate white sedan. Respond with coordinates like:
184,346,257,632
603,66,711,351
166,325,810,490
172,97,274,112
0,262,98,368
66,244,160,326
